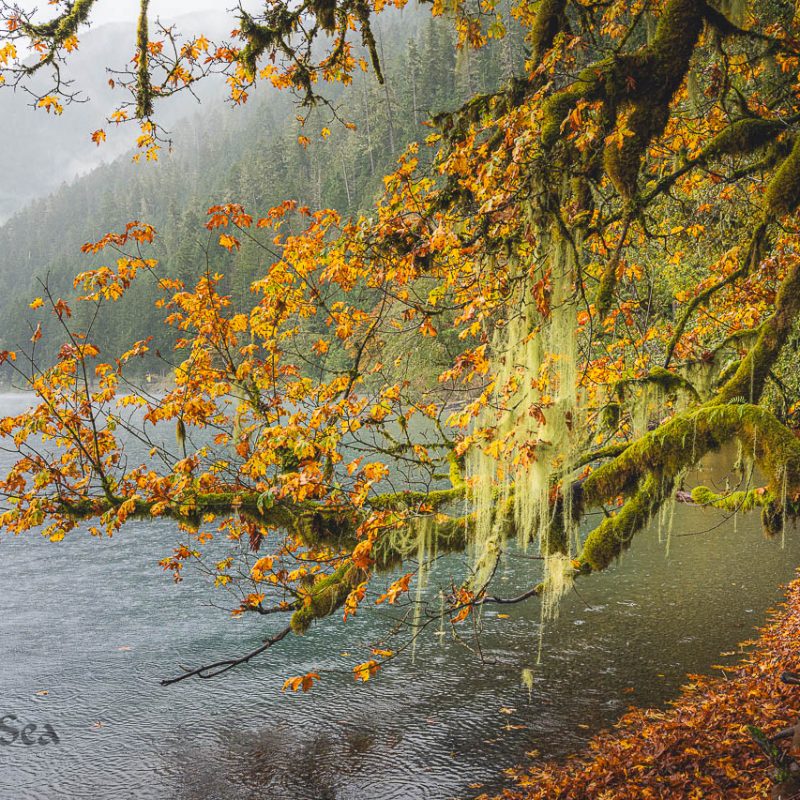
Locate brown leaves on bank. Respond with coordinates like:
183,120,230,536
492,577,800,800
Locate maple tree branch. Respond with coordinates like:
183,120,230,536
135,0,152,119
253,602,296,616
702,2,800,55
572,441,631,470
662,260,751,370
46,248,800,618
160,624,292,685
574,251,800,570
56,483,466,529
633,118,796,219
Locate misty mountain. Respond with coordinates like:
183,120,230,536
0,11,231,222
0,6,524,371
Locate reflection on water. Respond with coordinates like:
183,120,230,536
1,393,798,799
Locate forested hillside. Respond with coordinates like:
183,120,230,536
0,9,523,373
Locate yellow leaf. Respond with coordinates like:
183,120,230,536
37,95,63,115
219,233,241,252
282,671,320,692
353,660,379,682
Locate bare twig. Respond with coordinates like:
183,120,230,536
161,624,292,685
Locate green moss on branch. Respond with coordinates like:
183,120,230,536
691,485,773,511
289,562,366,633
704,118,787,161
712,259,800,405
764,136,800,218
22,0,96,41
583,404,800,511
613,366,700,402
602,0,705,197
530,0,567,62
579,474,663,571
135,0,153,119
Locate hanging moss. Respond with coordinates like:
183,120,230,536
619,367,700,440
583,403,800,517
540,552,575,618
465,221,584,615
614,366,700,403
291,509,358,549
761,501,785,537
447,450,466,489
372,513,469,569
714,359,741,389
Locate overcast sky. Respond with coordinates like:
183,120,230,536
18,1,224,26
86,1,221,25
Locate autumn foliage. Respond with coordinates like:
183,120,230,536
2,11,800,797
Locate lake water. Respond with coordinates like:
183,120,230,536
1,392,798,799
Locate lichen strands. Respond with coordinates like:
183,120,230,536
466,221,582,614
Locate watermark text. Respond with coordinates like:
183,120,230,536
0,714,59,746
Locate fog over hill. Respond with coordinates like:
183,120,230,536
0,9,229,222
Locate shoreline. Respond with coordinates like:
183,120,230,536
486,573,800,799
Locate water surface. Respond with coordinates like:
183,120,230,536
1,393,797,799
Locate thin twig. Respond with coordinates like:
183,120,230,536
161,624,292,685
